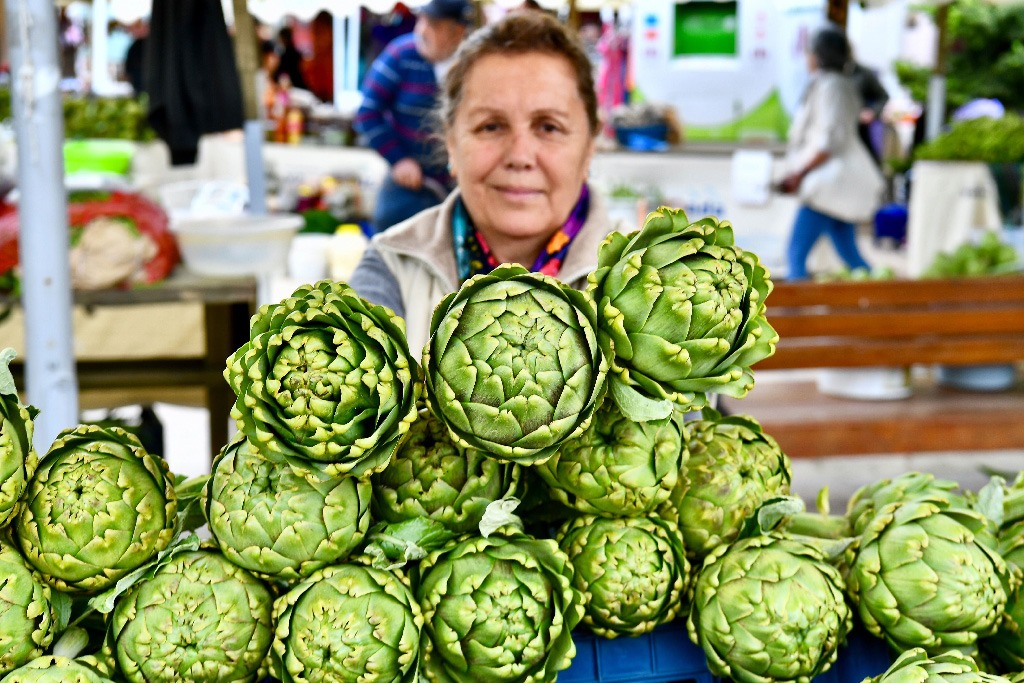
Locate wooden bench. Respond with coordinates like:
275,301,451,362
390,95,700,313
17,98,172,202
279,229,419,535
730,274,1024,457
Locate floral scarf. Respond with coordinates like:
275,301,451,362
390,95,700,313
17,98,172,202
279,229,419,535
452,184,590,282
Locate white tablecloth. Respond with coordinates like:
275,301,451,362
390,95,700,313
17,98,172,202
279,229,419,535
906,161,1002,277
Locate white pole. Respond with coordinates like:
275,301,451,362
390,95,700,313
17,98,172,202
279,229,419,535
90,0,115,95
925,74,945,141
345,7,360,92
5,0,80,449
333,11,345,109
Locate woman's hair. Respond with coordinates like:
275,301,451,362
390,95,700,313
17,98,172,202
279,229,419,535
810,24,851,72
439,12,599,135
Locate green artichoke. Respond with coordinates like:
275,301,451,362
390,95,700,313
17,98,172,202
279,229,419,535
271,562,423,683
687,533,852,683
847,472,968,536
556,514,689,638
372,409,520,534
867,648,1012,683
848,499,1013,655
0,542,57,676
205,435,372,582
0,348,39,529
226,279,419,477
423,264,607,465
0,656,116,683
588,207,777,420
107,548,274,683
980,516,1024,669
417,527,583,683
659,409,791,561
16,424,177,594
535,400,686,517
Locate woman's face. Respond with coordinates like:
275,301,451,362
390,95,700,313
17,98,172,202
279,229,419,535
446,52,595,247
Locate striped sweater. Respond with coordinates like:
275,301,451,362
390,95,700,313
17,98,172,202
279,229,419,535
354,34,449,184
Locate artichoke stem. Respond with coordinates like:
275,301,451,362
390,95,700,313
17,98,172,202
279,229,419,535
785,511,853,540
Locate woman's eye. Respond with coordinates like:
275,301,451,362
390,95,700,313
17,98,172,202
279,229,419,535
476,121,503,133
538,121,564,134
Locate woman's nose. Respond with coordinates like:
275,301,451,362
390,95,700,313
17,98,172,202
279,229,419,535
504,129,537,169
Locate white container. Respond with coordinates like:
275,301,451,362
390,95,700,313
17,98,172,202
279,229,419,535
171,213,304,277
288,233,333,282
817,367,913,401
158,180,249,226
329,224,368,282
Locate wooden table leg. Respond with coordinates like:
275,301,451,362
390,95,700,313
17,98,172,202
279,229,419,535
203,301,252,464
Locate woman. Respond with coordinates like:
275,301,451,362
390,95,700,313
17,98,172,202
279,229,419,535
780,24,884,280
349,12,618,352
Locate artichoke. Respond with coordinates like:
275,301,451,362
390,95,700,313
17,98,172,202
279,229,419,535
15,424,177,594
848,499,1014,655
588,207,777,419
106,548,274,683
417,527,583,683
981,514,1024,669
556,514,689,638
0,656,116,683
0,542,57,676
867,648,1012,683
271,562,423,683
372,409,520,534
659,409,791,561
535,400,687,517
847,472,968,536
423,263,607,465
226,279,419,477
0,348,39,529
205,435,372,582
687,533,852,683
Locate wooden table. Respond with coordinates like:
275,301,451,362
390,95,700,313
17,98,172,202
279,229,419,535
5,270,257,461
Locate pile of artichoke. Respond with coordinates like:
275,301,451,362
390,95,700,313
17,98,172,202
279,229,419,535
4,207,1024,683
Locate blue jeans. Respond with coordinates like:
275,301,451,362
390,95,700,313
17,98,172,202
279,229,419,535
786,205,870,280
371,175,446,234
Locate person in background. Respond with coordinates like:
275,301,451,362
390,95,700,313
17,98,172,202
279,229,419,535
302,11,335,103
273,26,308,90
779,24,884,280
849,60,889,166
123,18,149,96
348,11,620,352
353,0,472,234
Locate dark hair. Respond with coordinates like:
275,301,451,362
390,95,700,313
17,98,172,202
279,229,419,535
440,12,599,136
810,24,851,72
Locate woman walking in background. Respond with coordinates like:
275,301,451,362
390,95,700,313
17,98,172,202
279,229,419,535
779,24,884,280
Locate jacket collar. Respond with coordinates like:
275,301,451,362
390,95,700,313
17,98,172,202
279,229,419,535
370,186,619,289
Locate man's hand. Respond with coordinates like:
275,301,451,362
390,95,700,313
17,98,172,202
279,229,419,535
391,158,423,190
778,172,803,194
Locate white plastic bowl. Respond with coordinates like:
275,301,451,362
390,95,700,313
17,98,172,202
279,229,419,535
171,213,304,277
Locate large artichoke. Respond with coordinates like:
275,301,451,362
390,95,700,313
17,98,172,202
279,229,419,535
15,424,177,594
848,499,1013,655
226,279,419,477
372,409,520,534
416,527,583,683
535,400,687,517
659,409,791,561
106,548,274,683
556,514,689,638
0,348,39,529
867,648,1012,683
0,542,57,676
847,472,968,536
0,656,116,683
270,562,423,683
205,435,372,582
588,207,777,420
423,264,607,466
687,533,852,683
980,509,1024,669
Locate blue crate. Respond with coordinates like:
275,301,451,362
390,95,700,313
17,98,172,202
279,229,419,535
562,621,714,683
561,621,892,683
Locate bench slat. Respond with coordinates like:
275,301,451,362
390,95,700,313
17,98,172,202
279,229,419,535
756,335,1024,369
767,275,1024,308
770,306,1024,338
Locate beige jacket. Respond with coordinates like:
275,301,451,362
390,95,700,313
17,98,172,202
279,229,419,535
371,189,622,353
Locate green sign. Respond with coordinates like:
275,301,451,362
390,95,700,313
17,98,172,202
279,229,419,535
673,1,738,57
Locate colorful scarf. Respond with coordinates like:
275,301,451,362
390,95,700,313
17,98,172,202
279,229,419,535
452,184,590,282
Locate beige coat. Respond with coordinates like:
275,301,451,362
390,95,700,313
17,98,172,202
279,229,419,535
371,189,623,353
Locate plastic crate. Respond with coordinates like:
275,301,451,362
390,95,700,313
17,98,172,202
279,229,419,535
561,622,892,683
562,621,715,683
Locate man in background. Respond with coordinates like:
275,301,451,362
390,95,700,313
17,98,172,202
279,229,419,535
354,0,473,233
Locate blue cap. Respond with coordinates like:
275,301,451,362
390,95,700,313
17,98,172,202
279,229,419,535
420,0,474,25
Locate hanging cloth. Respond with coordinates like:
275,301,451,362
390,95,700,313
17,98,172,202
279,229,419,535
146,0,244,165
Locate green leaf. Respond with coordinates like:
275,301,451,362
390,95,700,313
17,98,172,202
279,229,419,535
0,346,18,395
479,497,524,537
609,376,675,421
87,533,201,614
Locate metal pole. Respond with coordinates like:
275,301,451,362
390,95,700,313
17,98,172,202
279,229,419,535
5,0,79,449
333,11,345,109
926,2,950,141
345,6,360,94
231,0,267,214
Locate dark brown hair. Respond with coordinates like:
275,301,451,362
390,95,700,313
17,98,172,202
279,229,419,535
439,12,600,136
